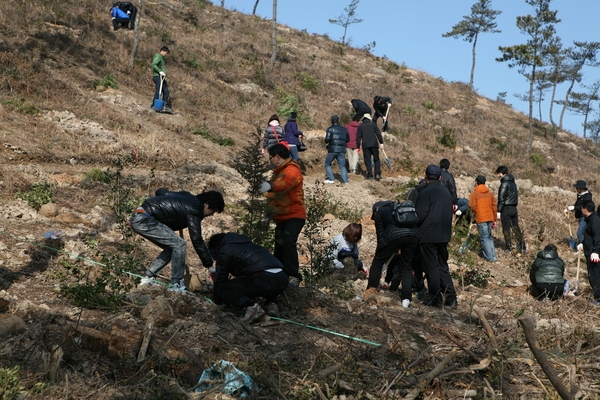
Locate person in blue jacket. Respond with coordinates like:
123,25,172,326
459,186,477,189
283,112,304,162
110,4,131,30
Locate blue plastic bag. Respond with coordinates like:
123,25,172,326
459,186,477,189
195,360,253,398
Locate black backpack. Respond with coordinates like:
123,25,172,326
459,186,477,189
391,201,419,228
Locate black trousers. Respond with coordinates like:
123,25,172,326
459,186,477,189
362,147,381,177
586,257,600,299
274,218,305,280
112,18,130,30
501,205,524,251
420,242,456,304
532,282,564,300
368,236,418,300
215,271,288,308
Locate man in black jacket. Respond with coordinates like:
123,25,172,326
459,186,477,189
208,232,289,322
564,180,592,245
130,189,224,292
372,96,392,131
415,165,457,308
351,99,372,122
439,158,458,207
324,115,350,184
579,201,600,306
496,166,524,253
356,114,384,181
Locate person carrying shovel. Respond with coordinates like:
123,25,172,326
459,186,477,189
564,180,592,247
373,96,392,132
152,46,172,114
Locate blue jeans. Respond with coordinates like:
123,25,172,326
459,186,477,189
477,222,497,262
288,144,299,162
457,198,469,214
577,217,586,244
129,213,186,282
324,152,348,183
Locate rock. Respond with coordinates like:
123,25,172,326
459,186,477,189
39,203,59,217
0,314,26,338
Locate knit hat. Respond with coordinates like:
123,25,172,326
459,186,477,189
268,114,279,123
476,175,486,184
288,112,297,121
331,115,340,124
574,180,587,189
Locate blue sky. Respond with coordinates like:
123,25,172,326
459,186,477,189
212,0,599,136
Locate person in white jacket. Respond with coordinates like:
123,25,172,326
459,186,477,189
329,223,368,276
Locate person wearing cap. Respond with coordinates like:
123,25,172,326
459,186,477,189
468,175,498,262
284,112,304,162
578,200,600,306
356,113,384,181
324,115,350,184
350,99,372,122
415,165,457,308
496,166,525,253
564,180,592,245
372,96,392,131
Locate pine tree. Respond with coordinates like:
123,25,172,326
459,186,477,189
329,0,363,45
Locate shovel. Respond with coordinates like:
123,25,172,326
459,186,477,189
152,75,165,112
573,252,581,295
382,103,391,132
380,146,392,172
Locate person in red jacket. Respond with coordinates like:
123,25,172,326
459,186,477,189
468,175,498,262
259,143,307,287
345,120,360,174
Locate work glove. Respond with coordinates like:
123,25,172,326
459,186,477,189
379,144,384,149
208,267,216,281
496,212,501,220
564,206,574,214
577,243,584,252
357,148,361,154
259,181,272,193
159,71,165,77
592,253,600,262
492,222,497,229
455,210,462,216
452,204,458,212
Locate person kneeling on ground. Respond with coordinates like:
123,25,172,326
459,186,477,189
208,232,289,323
529,244,565,301
130,189,224,292
329,223,368,276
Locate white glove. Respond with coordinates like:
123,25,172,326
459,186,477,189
563,208,569,214
568,205,575,211
591,253,600,262
259,181,272,193
496,212,501,220
208,267,216,281
577,243,584,252
455,210,462,216
159,71,165,77
379,143,384,149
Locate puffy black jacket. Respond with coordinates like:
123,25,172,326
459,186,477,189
530,249,564,285
415,180,453,243
213,233,283,284
372,201,418,251
583,212,600,256
141,191,213,266
440,168,458,205
373,96,392,119
574,191,592,219
497,174,518,212
325,123,349,153
356,120,383,149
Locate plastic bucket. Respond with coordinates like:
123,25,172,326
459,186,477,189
152,98,164,111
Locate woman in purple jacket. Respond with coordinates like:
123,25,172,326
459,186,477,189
283,112,304,161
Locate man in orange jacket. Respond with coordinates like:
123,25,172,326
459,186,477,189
468,175,498,262
260,143,307,287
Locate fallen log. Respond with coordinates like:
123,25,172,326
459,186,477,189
403,349,458,400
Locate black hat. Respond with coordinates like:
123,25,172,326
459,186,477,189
289,112,297,121
425,164,441,178
476,175,486,184
331,115,340,123
574,180,587,189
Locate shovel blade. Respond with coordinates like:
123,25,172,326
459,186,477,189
385,158,392,172
569,236,576,251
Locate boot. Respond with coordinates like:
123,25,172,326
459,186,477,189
513,227,525,253
503,229,512,252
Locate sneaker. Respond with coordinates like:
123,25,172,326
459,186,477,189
366,176,374,181
288,276,301,288
445,298,458,309
374,174,382,181
139,276,158,286
416,287,427,300
422,298,441,308
592,300,600,307
243,303,266,323
168,279,187,292
323,180,335,184
265,303,280,317
355,170,361,175
402,299,411,309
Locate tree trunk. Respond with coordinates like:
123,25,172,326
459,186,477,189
129,0,143,68
469,33,478,89
526,67,536,155
269,0,277,69
559,79,576,130
253,0,260,15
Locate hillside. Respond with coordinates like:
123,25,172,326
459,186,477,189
1,1,599,399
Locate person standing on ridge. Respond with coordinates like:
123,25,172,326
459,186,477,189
151,46,172,113
578,201,600,307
